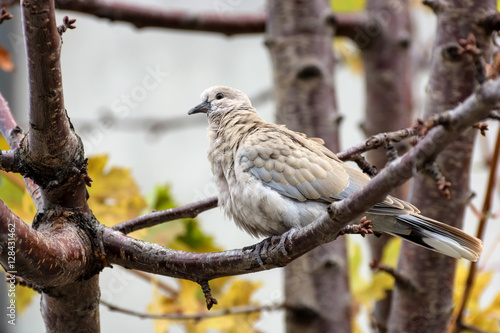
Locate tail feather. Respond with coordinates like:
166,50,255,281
375,214,482,262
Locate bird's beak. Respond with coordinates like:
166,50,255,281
188,101,210,115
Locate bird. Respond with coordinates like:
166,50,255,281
188,86,483,262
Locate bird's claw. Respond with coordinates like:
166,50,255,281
244,228,298,268
274,228,298,257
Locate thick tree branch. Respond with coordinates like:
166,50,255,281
54,0,266,36
104,78,500,282
21,1,88,212
23,1,79,169
0,202,95,287
112,196,218,234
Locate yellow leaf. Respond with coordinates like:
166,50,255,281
15,285,37,314
87,155,147,226
334,38,363,74
0,44,14,72
453,265,500,333
380,238,401,267
0,135,36,222
331,0,365,12
148,279,262,333
194,280,262,333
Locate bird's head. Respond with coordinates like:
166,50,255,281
188,86,254,121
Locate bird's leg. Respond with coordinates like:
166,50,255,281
243,239,272,268
243,228,299,268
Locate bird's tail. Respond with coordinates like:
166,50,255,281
372,214,483,262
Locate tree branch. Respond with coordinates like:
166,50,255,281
100,299,284,320
336,127,417,161
327,12,369,40
104,77,500,283
21,0,88,210
0,93,42,209
54,0,266,36
112,196,218,234
0,202,96,287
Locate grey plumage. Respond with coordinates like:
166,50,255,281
188,86,483,262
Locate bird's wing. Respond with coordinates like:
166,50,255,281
238,126,420,215
238,126,350,202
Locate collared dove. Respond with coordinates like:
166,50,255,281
188,86,482,261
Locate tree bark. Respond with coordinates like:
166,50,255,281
266,1,350,332
356,1,413,330
387,2,495,332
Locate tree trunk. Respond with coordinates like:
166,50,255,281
388,2,495,332
266,1,351,332
359,1,413,331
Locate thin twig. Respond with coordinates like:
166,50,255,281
130,270,178,297
112,196,218,234
423,162,451,199
350,154,378,177
199,280,217,310
338,216,373,237
451,126,500,333
370,259,419,293
0,7,12,24
336,127,417,161
100,299,284,320
57,15,76,35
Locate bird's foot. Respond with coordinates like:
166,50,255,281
272,228,298,258
243,228,299,268
244,240,271,269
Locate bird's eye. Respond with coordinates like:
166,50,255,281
215,93,225,100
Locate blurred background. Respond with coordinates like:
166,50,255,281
0,1,498,332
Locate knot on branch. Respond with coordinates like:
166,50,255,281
295,61,323,80
32,208,107,281
473,122,488,136
338,216,373,237
416,112,454,136
57,15,76,35
17,135,88,192
0,7,13,24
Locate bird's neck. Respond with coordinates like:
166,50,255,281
209,109,265,149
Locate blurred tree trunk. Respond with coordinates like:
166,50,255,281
387,2,495,332
266,1,351,332
359,1,413,331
